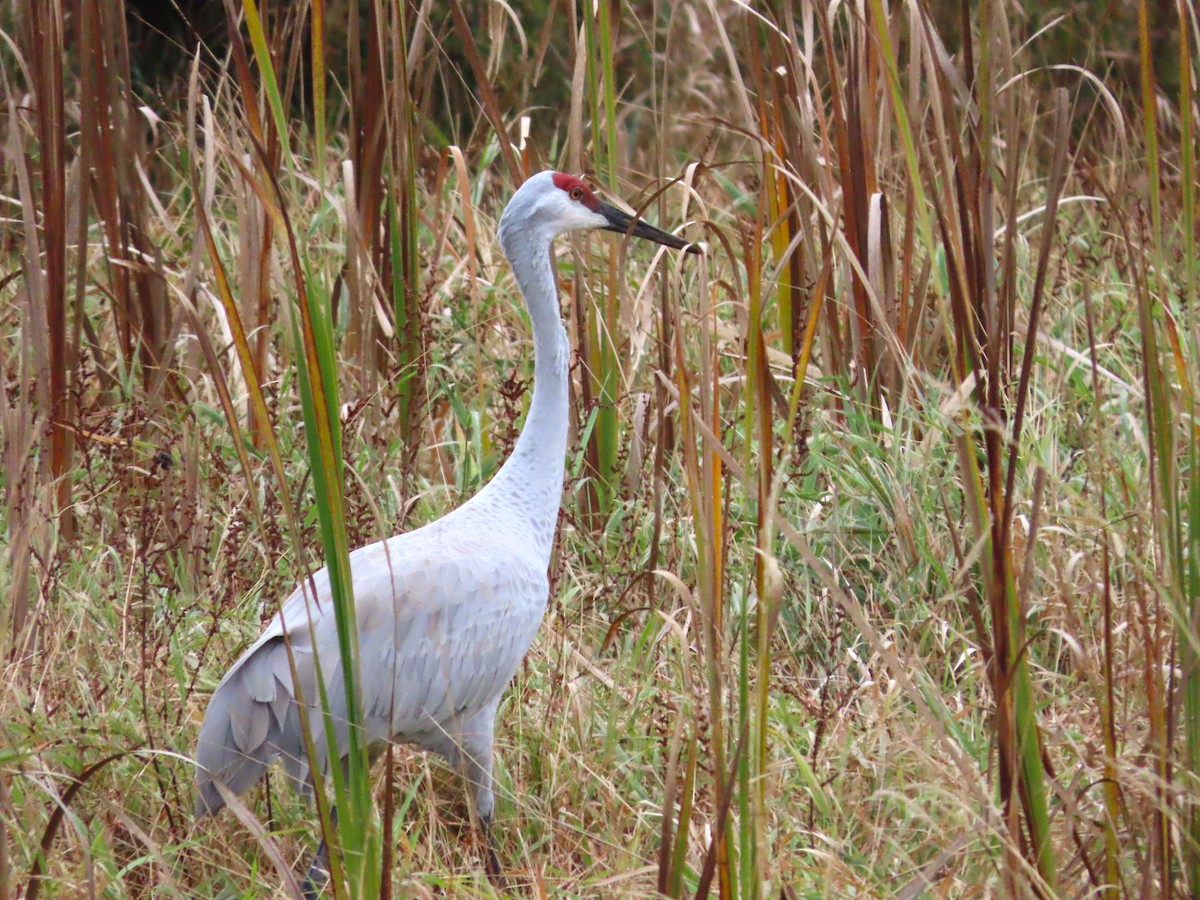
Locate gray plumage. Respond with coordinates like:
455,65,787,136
194,518,547,821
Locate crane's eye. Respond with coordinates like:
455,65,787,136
569,186,584,202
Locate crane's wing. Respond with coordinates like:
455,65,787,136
194,525,548,817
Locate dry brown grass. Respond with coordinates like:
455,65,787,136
1,0,1198,897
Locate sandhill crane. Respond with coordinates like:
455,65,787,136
193,170,695,891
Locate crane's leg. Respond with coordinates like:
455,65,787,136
480,812,504,886
301,804,338,899
452,703,506,888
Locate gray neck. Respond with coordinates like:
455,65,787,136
473,229,569,559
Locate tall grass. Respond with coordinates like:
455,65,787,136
579,0,623,522
211,1,407,893
1,0,1199,897
1135,0,1200,894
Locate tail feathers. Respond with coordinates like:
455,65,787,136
194,639,309,817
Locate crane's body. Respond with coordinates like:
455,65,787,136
193,170,693,882
193,508,553,821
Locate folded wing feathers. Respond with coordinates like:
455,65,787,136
195,637,307,817
194,532,549,817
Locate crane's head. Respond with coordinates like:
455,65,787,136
499,170,698,254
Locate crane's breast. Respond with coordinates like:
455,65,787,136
349,539,549,740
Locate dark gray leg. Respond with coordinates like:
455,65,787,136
440,703,507,889
457,707,504,889
301,805,337,899
481,811,506,890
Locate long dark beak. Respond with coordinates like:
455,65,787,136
598,200,699,253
